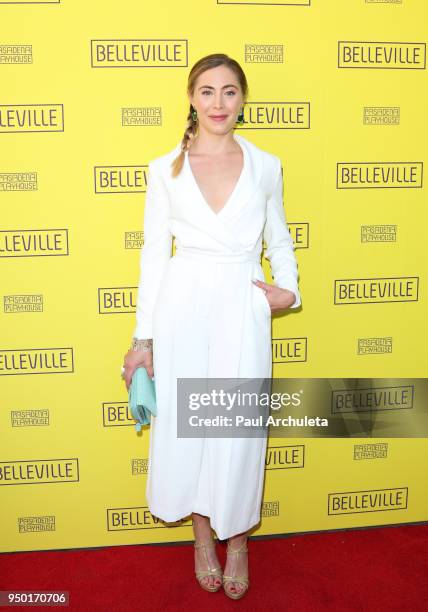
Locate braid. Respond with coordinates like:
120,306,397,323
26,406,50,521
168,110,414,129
171,106,198,178
182,107,198,152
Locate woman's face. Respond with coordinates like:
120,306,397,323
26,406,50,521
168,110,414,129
188,64,244,136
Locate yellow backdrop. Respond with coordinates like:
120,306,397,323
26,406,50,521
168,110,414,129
1,0,427,553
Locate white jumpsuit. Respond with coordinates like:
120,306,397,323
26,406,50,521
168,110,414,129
133,133,301,540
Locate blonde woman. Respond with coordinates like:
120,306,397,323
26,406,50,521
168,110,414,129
123,53,301,600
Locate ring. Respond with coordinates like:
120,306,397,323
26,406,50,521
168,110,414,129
121,366,125,378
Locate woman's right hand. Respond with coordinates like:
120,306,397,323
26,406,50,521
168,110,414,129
122,348,154,391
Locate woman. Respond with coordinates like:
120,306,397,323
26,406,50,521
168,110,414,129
123,53,301,600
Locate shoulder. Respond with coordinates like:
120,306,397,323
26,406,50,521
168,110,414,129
148,142,182,179
236,134,282,198
235,133,281,176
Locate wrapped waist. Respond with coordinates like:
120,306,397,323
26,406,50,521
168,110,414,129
174,246,260,264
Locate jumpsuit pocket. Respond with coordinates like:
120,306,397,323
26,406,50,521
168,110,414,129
253,283,271,317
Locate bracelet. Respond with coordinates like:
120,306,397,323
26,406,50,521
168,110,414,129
130,337,153,352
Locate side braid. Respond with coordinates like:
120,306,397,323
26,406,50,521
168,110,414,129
171,106,198,178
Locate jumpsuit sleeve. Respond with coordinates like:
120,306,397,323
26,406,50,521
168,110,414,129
263,156,301,309
133,161,172,339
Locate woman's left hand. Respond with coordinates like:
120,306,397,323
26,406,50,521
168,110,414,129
252,279,296,313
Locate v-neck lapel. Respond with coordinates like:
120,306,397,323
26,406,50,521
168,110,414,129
185,132,248,218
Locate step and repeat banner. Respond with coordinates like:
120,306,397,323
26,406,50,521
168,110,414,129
1,1,427,553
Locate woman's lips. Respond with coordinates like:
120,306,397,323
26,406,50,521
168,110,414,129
209,115,228,122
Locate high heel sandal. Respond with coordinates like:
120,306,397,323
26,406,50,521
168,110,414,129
194,538,223,592
223,540,249,600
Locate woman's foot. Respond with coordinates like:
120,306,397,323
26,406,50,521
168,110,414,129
192,513,222,592
194,539,223,591
223,534,249,599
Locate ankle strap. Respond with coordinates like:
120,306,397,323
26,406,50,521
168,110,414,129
227,542,248,554
194,539,215,549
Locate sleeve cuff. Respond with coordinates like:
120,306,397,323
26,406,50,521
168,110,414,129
275,280,301,309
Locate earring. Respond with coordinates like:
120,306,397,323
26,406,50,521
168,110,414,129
236,108,244,125
191,108,198,122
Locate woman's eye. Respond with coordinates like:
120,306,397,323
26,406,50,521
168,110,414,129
201,90,236,96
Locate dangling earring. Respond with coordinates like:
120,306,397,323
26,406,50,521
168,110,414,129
236,108,245,125
191,108,198,122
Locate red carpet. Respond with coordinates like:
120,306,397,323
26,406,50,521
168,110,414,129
1,524,427,611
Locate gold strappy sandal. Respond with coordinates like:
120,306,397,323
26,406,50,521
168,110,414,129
223,540,249,600
194,538,223,593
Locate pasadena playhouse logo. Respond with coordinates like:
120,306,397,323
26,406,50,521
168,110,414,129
122,107,162,127
0,172,38,192
4,294,43,313
132,459,149,476
244,44,284,63
261,501,280,518
125,231,144,249
363,107,400,125
353,442,389,460
357,337,393,355
361,225,397,242
11,409,49,427
0,45,32,64
18,516,56,533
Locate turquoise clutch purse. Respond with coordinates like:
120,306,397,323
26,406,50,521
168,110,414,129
128,367,157,432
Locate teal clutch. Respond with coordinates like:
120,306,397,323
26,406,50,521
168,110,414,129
128,367,157,432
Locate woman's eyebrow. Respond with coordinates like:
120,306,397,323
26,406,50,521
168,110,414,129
197,84,238,90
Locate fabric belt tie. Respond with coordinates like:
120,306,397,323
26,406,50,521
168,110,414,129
174,246,260,264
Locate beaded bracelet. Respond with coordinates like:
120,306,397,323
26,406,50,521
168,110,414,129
130,337,153,352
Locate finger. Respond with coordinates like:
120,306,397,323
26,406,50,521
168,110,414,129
124,367,135,389
252,278,270,291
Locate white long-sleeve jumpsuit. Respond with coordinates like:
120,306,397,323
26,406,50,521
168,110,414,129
133,133,301,540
